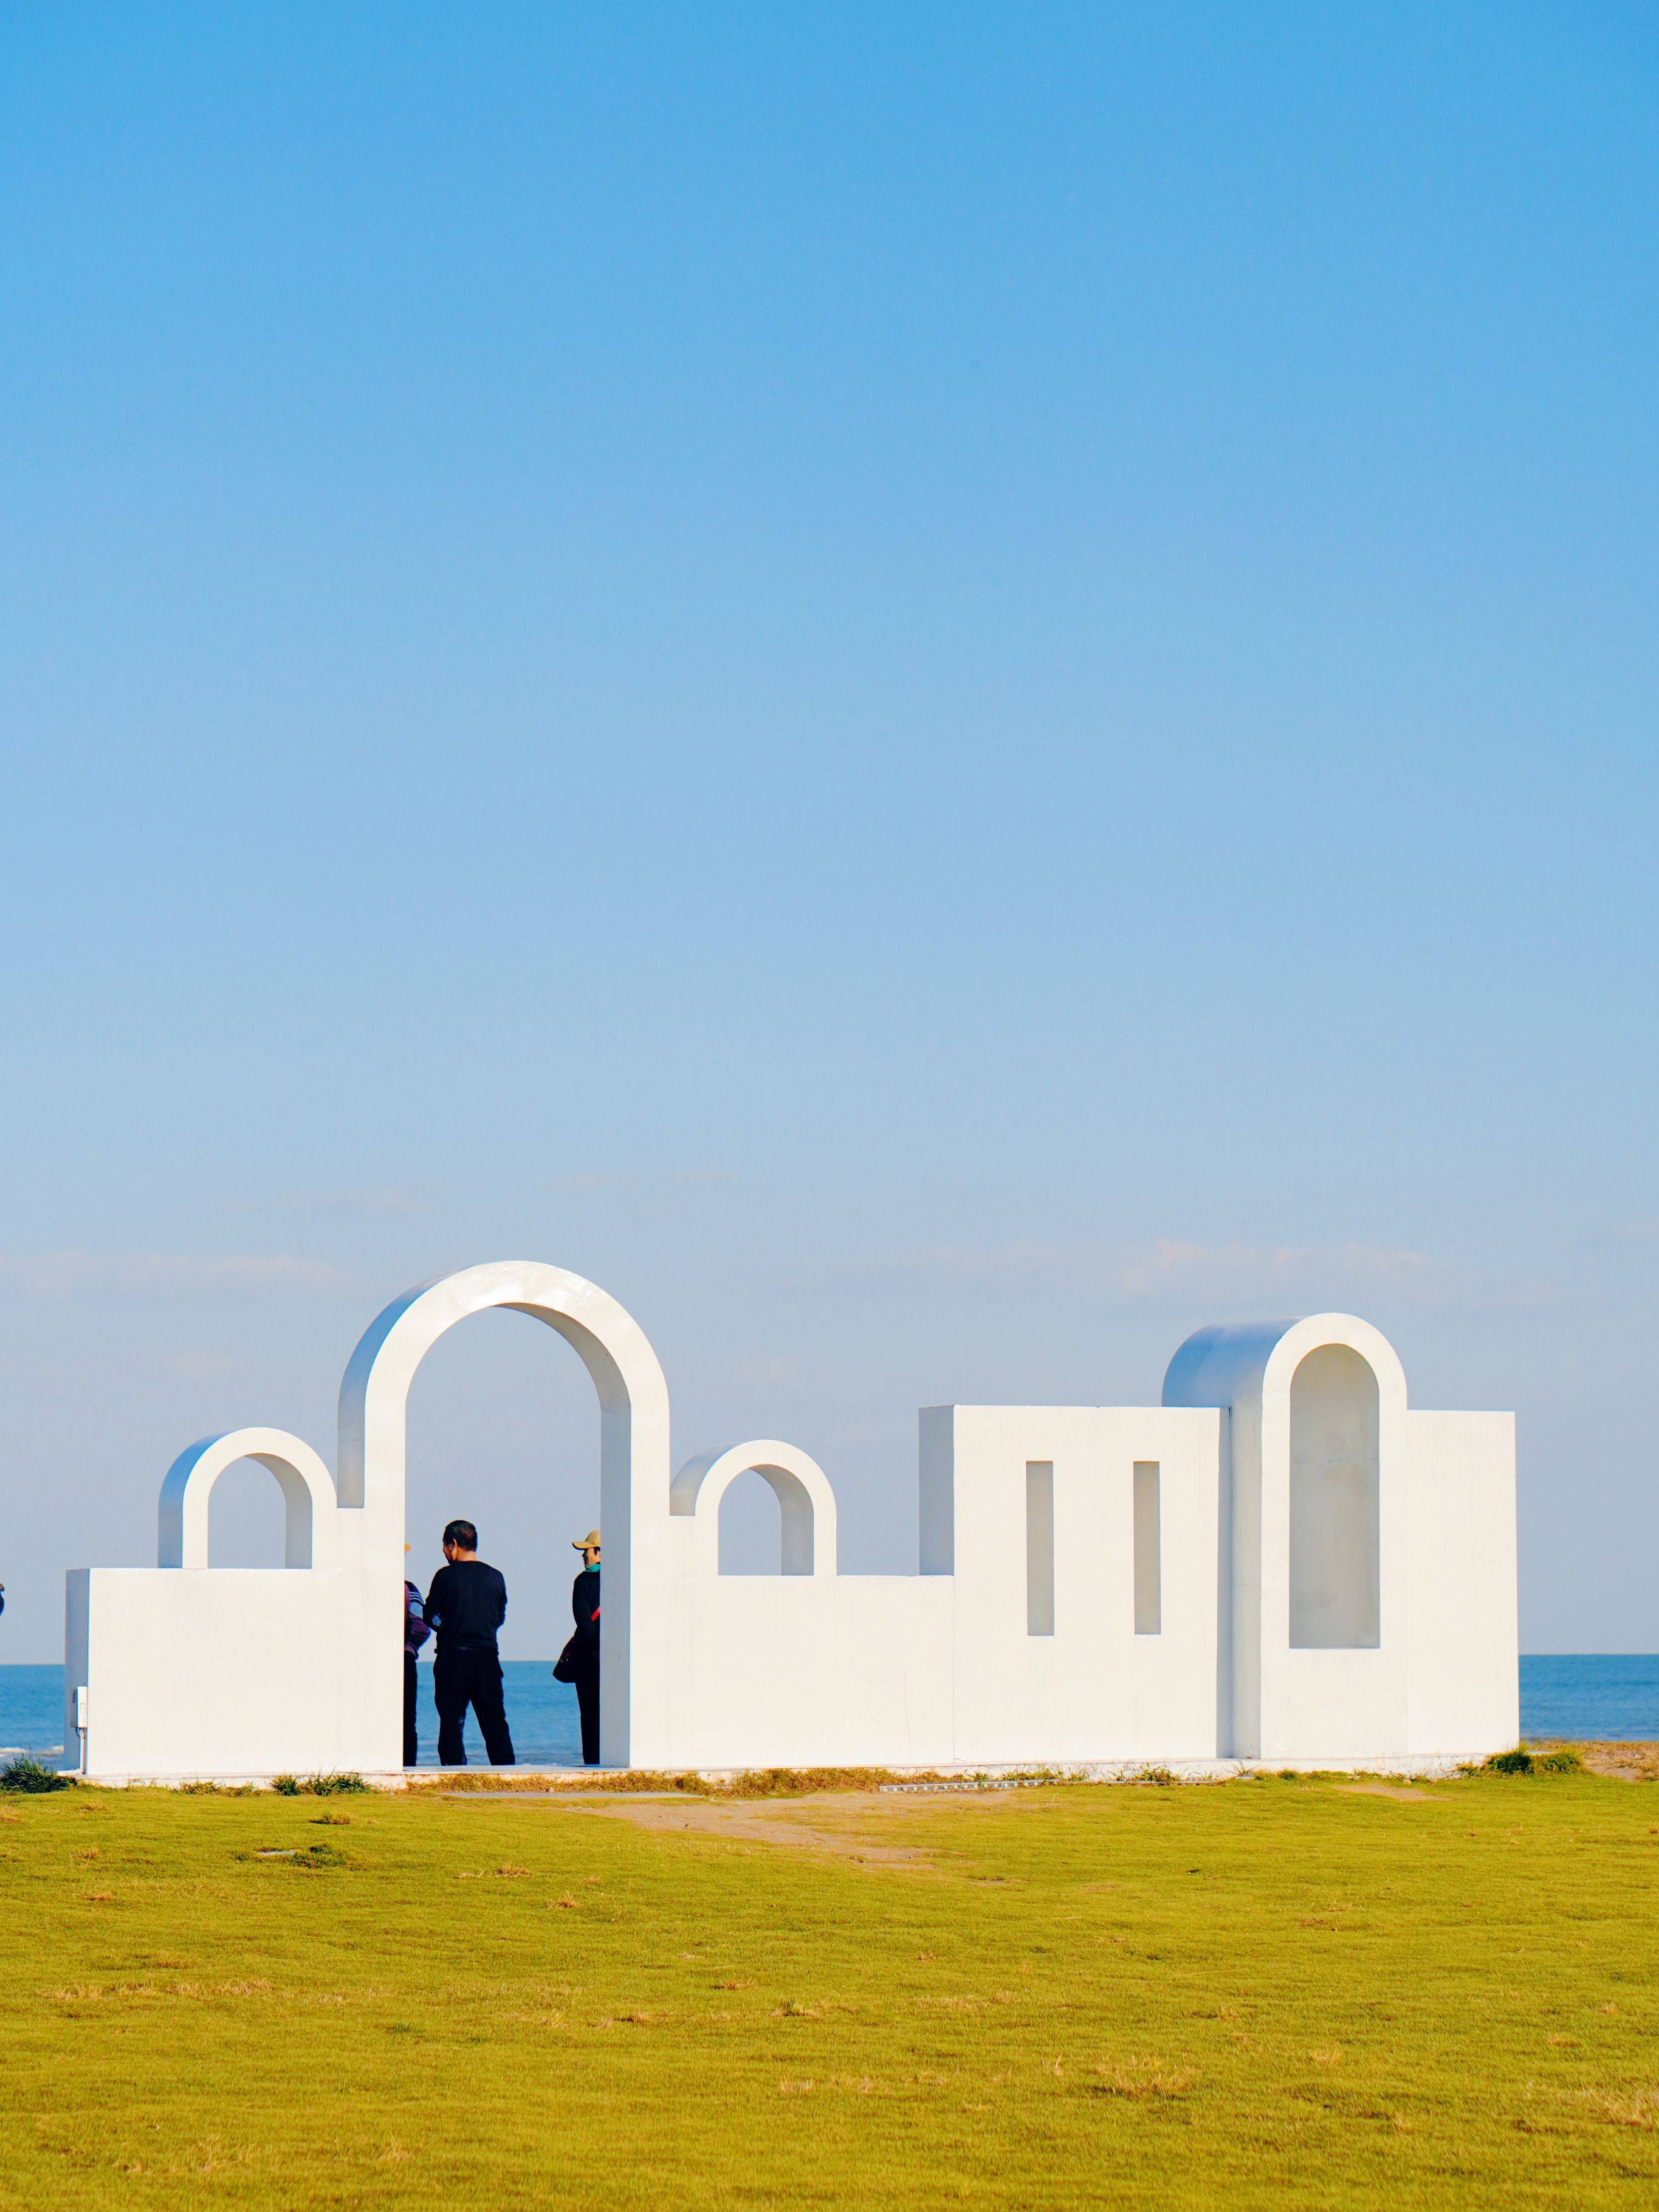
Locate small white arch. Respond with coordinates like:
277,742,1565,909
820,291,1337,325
158,1428,336,1571
671,1441,837,1578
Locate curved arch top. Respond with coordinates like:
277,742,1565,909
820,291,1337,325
671,1440,838,1577
336,1260,672,1523
158,1427,336,1571
1162,1313,1408,1416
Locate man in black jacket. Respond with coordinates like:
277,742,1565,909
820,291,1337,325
424,1519,515,1767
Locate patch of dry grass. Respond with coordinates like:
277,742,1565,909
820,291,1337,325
1570,1740,1659,1781
403,1762,968,1797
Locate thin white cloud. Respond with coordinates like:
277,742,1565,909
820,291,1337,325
1111,1236,1458,1299
0,1252,348,1302
803,1236,1550,1310
543,1170,738,1197
261,1184,433,1217
732,1355,796,1387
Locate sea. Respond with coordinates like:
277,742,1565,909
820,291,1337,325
3,1654,1655,1772
0,1660,583,1771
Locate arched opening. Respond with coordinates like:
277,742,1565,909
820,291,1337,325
1289,1344,1380,1649
404,1308,602,1767
338,1260,673,1773
671,1439,833,1579
718,1468,788,1574
160,1429,332,1571
206,1457,294,1567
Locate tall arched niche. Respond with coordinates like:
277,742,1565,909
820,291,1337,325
1288,1342,1380,1649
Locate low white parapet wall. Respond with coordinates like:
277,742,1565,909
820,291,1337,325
69,1753,1488,1790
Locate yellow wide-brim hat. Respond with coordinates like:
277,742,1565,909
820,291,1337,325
571,1529,602,1551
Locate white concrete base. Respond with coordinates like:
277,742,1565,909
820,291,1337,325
75,1752,1486,1791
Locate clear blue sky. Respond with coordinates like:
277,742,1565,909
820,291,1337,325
2,3,1655,1660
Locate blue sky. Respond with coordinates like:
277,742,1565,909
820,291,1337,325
2,3,1655,1659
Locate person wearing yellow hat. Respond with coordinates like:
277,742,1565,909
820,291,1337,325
555,1530,602,1765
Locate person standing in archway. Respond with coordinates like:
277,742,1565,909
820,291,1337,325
568,1531,601,1765
404,1547,432,1767
424,1519,515,1767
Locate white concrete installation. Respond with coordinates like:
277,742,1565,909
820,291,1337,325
65,1262,1518,1779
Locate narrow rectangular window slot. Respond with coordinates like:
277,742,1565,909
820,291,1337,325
1133,1461,1161,1635
1025,1461,1054,1636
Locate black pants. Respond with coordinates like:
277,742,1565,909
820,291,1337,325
433,1650,515,1767
574,1666,600,1766
404,1650,419,1767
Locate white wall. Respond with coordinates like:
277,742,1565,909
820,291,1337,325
665,1571,955,1769
1406,1410,1519,1753
69,1567,385,1777
923,1405,1221,1765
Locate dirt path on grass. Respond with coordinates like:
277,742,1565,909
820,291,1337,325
586,1793,934,1863
1336,1783,1445,1802
461,1785,1040,1865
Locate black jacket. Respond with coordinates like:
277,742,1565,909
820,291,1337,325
571,1567,600,1667
424,1561,508,1655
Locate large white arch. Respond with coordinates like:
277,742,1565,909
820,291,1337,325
335,1260,673,1767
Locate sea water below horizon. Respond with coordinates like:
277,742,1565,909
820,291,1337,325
2,1655,1655,1772
0,1661,583,1771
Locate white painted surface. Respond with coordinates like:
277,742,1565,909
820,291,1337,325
1405,1409,1520,1753
66,1272,1519,1779
66,1567,382,1775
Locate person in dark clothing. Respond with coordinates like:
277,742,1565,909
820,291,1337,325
403,1554,431,1767
424,1519,515,1767
569,1528,602,1765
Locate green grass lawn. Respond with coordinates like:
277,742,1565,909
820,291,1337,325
4,1770,1658,2208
